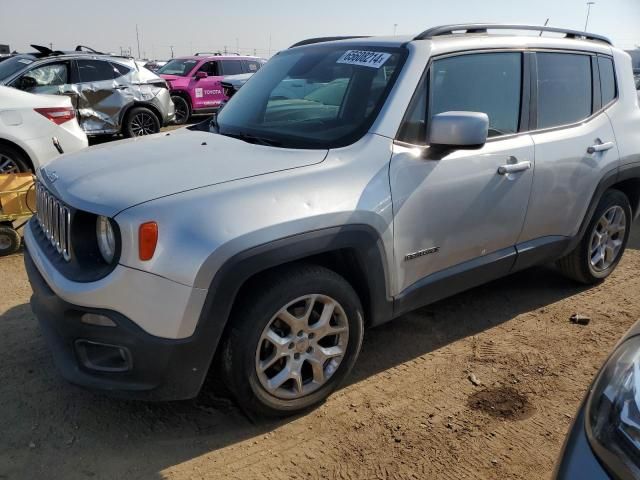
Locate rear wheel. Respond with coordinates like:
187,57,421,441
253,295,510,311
123,107,161,137
0,144,31,173
221,265,364,417
171,95,191,125
557,189,632,284
0,226,21,256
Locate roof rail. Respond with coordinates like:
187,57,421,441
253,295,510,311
414,24,612,45
195,52,241,56
290,36,370,48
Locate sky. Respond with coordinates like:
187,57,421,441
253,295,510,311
1,0,639,59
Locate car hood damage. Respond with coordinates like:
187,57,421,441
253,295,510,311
41,129,328,217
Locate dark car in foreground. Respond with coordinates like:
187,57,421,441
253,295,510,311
0,47,174,137
555,320,640,479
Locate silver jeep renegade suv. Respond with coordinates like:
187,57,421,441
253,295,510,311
24,24,640,416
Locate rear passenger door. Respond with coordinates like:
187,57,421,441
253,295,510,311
518,52,619,243
390,52,535,295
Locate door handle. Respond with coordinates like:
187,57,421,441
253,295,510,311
497,161,531,175
587,141,615,154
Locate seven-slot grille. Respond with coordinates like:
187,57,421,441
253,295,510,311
35,182,71,261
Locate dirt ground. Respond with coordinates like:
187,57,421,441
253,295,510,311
1,223,639,480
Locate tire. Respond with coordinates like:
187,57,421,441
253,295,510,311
221,264,364,417
0,226,21,256
0,144,31,173
122,107,161,137
557,189,632,284
171,95,191,125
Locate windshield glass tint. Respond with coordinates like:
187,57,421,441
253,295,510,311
215,45,406,149
0,55,35,81
157,59,198,76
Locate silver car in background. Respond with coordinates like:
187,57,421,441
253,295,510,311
0,52,174,137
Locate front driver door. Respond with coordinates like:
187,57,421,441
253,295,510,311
390,51,535,297
192,61,222,110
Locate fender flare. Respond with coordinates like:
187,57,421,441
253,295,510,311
563,162,640,256
190,224,393,375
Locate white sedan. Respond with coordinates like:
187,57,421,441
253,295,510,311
0,86,88,173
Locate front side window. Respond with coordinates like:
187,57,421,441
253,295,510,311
431,53,522,138
157,59,198,76
77,60,116,82
198,61,220,76
536,53,593,129
16,62,68,93
244,60,263,73
598,56,617,106
215,45,406,149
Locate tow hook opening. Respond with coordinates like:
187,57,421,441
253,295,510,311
74,340,132,373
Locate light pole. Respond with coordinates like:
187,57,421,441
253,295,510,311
393,23,398,36
584,2,595,31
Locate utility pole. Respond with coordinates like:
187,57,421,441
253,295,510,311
236,38,239,54
169,45,174,58
224,45,228,54
136,24,141,59
393,24,398,36
584,2,595,31
49,42,53,50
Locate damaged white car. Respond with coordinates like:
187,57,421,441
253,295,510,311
0,46,175,137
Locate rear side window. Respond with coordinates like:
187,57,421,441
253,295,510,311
431,53,522,138
598,56,616,106
536,53,592,129
221,60,243,75
77,60,116,82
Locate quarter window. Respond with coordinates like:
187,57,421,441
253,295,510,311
536,53,593,129
77,60,116,82
598,56,616,106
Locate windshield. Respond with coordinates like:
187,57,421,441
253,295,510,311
215,45,406,149
0,55,36,81
157,58,198,76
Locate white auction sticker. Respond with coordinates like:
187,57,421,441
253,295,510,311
337,50,391,69
18,59,33,65
195,88,203,99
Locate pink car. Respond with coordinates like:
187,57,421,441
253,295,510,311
158,54,264,124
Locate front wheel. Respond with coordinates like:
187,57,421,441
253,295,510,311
0,226,21,256
171,95,191,125
123,107,161,137
221,265,364,417
557,189,632,284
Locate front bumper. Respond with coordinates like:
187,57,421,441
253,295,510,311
153,88,176,125
25,248,213,400
553,407,611,479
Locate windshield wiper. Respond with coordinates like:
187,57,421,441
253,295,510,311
220,131,284,147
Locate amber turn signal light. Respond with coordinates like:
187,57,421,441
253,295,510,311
139,222,158,261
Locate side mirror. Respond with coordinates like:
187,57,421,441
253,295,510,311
427,111,489,152
195,71,208,80
16,76,37,91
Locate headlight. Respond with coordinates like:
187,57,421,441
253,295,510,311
587,335,640,478
96,216,116,264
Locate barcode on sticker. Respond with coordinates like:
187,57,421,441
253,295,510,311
337,50,392,69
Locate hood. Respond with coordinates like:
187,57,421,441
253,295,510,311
160,74,189,86
42,129,328,217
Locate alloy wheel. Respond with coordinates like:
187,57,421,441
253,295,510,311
0,154,20,174
590,205,626,272
130,112,158,136
255,294,349,400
